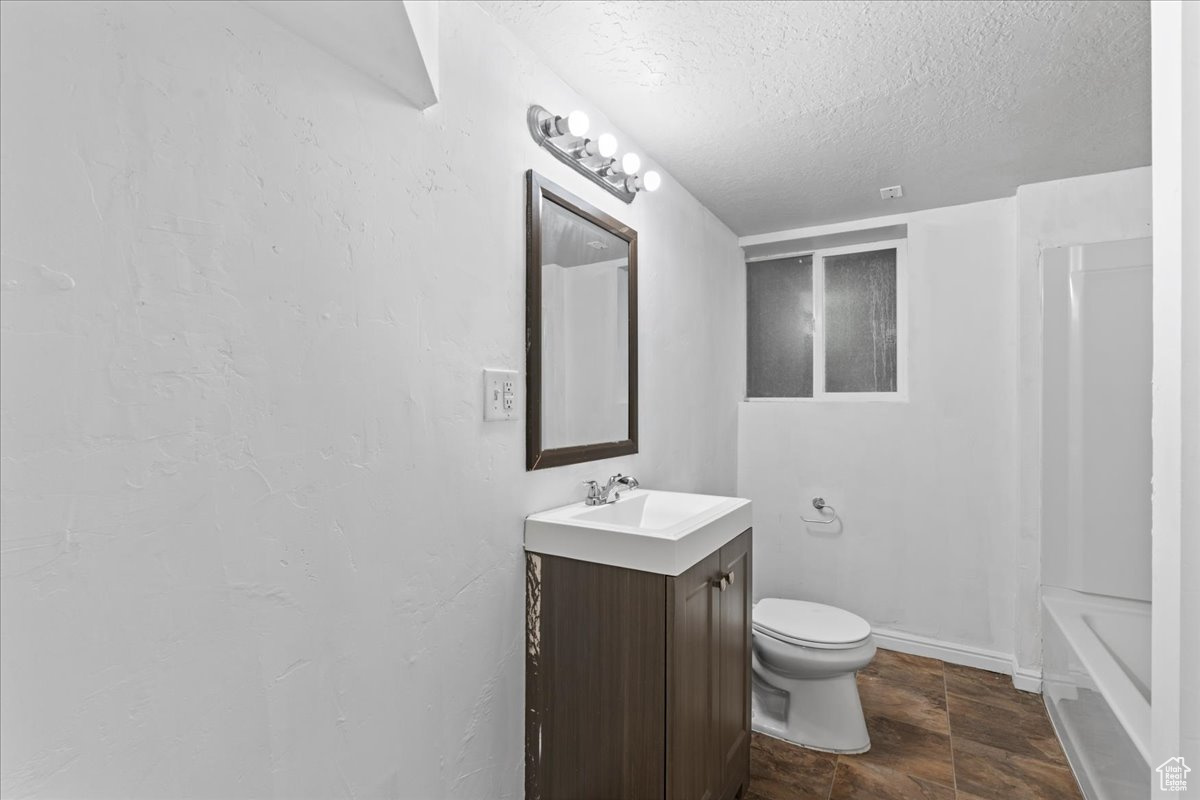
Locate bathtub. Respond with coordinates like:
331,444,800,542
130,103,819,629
1042,587,1150,800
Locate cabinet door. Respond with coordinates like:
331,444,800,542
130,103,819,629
717,529,752,798
667,550,721,800
527,554,667,800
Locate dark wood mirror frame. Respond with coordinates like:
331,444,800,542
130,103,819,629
526,170,638,471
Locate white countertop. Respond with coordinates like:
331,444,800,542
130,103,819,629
524,489,752,576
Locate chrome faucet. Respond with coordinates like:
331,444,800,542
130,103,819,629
582,474,640,506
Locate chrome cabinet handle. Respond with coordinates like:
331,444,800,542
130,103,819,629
711,571,734,591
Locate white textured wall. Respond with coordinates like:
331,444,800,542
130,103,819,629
1012,167,1152,675
0,2,744,797
738,198,1020,657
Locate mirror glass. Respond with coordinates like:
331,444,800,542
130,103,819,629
540,199,629,448
527,172,637,470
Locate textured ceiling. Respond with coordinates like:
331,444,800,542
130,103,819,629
478,0,1150,235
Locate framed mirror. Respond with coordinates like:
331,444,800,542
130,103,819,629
526,171,638,471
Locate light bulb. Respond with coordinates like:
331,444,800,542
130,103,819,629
566,110,589,137
582,133,620,160
551,110,590,137
621,152,641,174
625,171,662,193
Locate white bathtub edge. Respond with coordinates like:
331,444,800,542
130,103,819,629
1043,691,1100,800
1042,587,1152,767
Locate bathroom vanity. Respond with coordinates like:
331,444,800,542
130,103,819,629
524,489,753,800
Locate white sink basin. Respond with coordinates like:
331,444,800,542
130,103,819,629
524,489,752,576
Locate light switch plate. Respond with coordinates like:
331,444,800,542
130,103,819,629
483,368,519,421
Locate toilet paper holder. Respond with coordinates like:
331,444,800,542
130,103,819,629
801,497,840,524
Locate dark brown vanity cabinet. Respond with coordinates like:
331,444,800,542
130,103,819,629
525,529,752,800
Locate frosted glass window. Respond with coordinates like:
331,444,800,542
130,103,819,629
744,241,904,400
824,248,898,393
747,256,813,397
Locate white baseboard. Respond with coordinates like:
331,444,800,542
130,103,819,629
1011,666,1044,694
871,627,1043,694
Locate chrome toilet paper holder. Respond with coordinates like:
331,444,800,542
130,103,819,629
801,497,840,524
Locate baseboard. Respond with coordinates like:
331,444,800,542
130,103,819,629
1011,666,1044,693
871,627,1043,693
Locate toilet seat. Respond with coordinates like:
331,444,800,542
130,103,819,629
753,598,871,650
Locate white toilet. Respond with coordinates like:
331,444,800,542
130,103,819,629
750,598,877,753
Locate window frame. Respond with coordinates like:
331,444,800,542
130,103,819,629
745,238,909,403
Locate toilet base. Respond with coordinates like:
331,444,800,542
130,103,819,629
751,660,871,754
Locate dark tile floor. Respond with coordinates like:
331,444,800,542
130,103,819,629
746,649,1084,800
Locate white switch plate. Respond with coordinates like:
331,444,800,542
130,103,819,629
483,368,519,421
879,184,903,200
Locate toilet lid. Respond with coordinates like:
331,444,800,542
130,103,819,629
753,599,871,649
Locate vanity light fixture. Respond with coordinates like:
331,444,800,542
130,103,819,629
528,104,659,204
